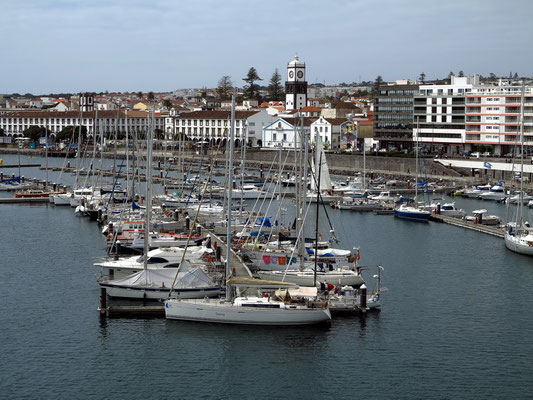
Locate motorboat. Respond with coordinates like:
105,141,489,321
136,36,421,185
423,202,466,218
507,192,533,205
228,184,268,199
479,184,507,201
369,191,397,202
334,196,382,211
464,209,501,226
463,184,491,198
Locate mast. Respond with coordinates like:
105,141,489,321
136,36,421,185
415,117,419,201
519,83,525,223
314,152,322,288
126,109,130,198
143,110,154,270
226,95,236,301
45,126,48,189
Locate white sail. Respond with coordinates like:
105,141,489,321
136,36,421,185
311,132,332,191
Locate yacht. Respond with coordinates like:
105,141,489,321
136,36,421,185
463,184,491,198
394,203,430,221
479,184,507,201
95,246,213,279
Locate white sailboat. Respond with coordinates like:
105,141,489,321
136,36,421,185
165,96,332,325
504,85,533,256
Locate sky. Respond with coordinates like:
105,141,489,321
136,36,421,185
1,0,532,94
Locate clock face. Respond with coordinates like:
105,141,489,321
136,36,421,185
297,70,303,79
289,70,294,79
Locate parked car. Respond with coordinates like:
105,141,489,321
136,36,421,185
470,152,481,158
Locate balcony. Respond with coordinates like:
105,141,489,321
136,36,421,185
466,126,481,132
466,134,481,141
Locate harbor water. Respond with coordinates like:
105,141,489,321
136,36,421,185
1,154,533,399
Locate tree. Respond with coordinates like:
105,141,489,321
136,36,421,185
418,72,426,83
267,69,284,101
216,76,233,100
162,99,172,110
23,125,47,143
242,67,262,100
154,128,165,140
458,70,464,77
448,71,455,80
513,72,519,79
373,75,383,95
489,72,497,81
137,91,143,100
147,91,155,102
56,125,87,142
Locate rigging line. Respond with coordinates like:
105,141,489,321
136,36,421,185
305,155,338,241
168,137,225,298
246,149,292,246
247,148,295,244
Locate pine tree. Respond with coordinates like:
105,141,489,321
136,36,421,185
267,69,284,101
458,70,464,77
242,67,262,100
418,72,426,83
216,76,233,100
373,75,383,95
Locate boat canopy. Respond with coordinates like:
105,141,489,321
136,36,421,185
105,267,216,289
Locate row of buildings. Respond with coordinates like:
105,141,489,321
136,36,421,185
1,56,532,155
375,76,533,155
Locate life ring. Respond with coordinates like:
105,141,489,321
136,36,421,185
207,256,215,262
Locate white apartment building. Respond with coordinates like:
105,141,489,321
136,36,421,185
413,76,479,155
465,85,533,154
0,110,164,138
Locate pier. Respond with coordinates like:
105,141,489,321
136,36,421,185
430,214,505,238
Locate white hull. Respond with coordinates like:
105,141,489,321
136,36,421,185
165,298,331,325
504,233,533,256
52,194,72,205
258,270,364,287
101,284,220,300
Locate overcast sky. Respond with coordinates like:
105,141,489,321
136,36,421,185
2,0,532,94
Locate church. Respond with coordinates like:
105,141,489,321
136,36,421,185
262,55,311,148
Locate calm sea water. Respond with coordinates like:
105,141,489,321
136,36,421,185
1,154,532,399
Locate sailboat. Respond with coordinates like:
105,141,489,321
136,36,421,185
394,118,430,221
165,96,331,325
504,85,533,256
306,134,337,203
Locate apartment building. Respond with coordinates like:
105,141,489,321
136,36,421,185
412,76,479,155
374,81,419,151
465,85,533,154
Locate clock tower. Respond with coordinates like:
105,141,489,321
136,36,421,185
285,55,307,111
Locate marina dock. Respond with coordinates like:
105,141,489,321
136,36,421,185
430,214,505,238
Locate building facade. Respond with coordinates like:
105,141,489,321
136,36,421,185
465,85,533,154
374,81,419,151
412,76,479,155
0,110,164,138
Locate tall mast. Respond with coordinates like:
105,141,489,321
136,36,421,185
143,110,154,270
519,83,525,223
314,152,322,288
415,117,419,200
226,95,236,301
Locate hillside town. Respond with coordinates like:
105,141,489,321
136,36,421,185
1,56,532,158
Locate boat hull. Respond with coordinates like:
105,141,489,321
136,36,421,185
165,299,332,325
258,271,364,287
394,209,430,221
504,234,533,256
100,284,221,300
